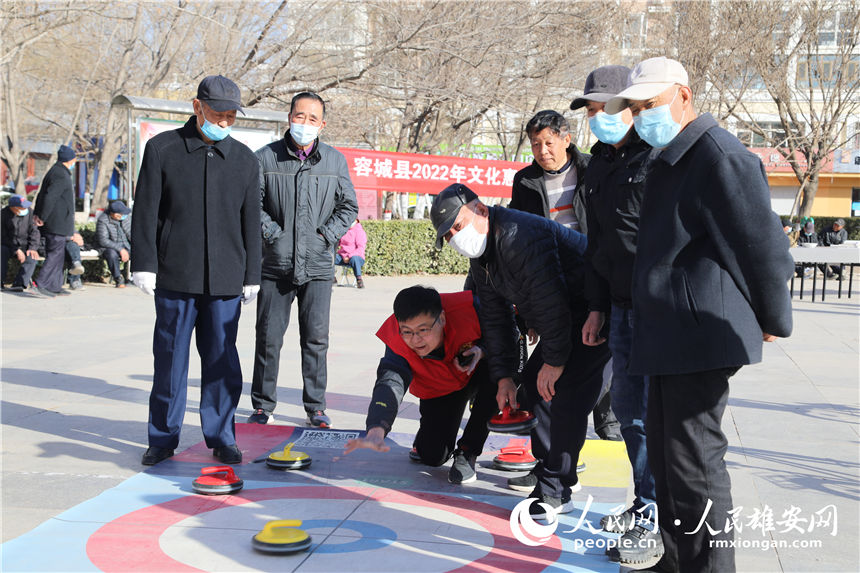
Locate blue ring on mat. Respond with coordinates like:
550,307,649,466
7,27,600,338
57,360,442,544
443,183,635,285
301,519,397,553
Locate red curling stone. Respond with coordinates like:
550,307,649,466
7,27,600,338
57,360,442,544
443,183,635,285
191,465,244,495
487,404,538,435
492,446,538,471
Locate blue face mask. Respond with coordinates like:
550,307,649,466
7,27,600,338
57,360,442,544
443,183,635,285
16,208,29,217
200,118,231,142
120,214,128,221
633,89,684,148
589,111,632,145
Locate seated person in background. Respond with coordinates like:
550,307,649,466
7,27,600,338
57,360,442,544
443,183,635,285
782,219,798,247
335,218,367,289
95,200,132,287
1,195,41,291
796,217,818,278
818,218,848,278
344,285,498,485
64,232,86,290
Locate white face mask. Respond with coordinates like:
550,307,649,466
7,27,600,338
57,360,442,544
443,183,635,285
290,122,320,146
448,221,487,258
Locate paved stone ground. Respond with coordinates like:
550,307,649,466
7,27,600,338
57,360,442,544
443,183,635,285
1,275,858,572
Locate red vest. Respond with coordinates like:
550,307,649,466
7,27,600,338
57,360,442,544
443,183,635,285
376,291,482,399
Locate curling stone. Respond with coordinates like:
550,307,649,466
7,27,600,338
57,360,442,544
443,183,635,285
487,404,538,435
266,442,312,470
191,465,244,495
252,519,312,554
492,446,537,471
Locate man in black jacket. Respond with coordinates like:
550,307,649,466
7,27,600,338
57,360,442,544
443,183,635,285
431,183,610,520
95,200,132,287
131,75,262,466
248,91,358,428
32,144,77,297
510,109,621,460
606,57,794,573
572,65,663,563
1,195,40,291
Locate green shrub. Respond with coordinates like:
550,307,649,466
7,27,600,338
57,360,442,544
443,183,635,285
362,220,469,276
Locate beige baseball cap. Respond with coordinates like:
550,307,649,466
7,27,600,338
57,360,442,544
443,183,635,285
605,57,689,115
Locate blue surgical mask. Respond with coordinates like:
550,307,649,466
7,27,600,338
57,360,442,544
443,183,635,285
120,214,128,221
200,119,231,142
16,208,29,217
589,111,632,145
290,122,320,147
633,89,684,148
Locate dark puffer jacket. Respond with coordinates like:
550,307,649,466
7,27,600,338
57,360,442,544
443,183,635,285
95,212,132,255
469,206,592,382
508,145,591,232
257,135,358,284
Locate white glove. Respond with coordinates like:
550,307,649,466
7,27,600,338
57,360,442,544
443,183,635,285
242,284,260,305
133,271,156,296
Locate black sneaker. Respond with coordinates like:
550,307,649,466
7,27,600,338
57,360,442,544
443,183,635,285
115,275,126,288
6,284,25,292
607,523,665,564
408,446,422,463
247,409,270,424
507,471,538,492
528,492,575,520
448,449,477,484
356,276,365,289
600,505,638,533
306,410,331,428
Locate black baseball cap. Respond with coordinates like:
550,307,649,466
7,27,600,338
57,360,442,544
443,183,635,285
430,184,478,249
196,75,244,114
570,65,631,110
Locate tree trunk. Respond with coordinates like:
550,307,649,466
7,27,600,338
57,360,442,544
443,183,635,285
797,172,819,220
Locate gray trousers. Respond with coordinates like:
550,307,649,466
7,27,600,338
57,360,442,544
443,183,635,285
251,277,332,414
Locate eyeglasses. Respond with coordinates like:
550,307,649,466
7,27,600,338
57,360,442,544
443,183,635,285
399,316,440,340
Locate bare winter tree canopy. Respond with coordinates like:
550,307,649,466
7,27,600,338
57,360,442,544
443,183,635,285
1,0,857,217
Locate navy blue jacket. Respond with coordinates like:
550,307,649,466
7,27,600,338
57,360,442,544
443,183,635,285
630,114,794,375
131,116,262,296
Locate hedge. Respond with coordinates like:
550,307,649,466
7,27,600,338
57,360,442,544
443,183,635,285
361,220,469,275
9,216,857,284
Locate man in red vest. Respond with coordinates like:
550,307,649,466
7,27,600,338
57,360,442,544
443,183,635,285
344,285,498,484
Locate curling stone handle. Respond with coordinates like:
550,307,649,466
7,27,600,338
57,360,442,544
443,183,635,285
500,404,513,418
262,519,303,534
499,446,527,454
200,466,237,480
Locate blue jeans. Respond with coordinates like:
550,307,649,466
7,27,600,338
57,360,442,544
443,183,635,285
609,305,656,513
335,254,364,277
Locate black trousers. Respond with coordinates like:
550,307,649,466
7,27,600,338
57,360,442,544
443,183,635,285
102,248,128,279
522,324,610,498
413,360,497,466
252,277,332,414
647,368,738,573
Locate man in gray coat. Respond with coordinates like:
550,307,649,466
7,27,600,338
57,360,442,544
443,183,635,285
249,91,358,428
606,57,794,573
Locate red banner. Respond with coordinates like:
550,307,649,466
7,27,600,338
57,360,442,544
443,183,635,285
337,147,529,199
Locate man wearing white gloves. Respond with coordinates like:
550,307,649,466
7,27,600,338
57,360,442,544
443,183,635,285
131,75,262,466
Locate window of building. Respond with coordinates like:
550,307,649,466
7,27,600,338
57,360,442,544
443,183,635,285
736,121,790,147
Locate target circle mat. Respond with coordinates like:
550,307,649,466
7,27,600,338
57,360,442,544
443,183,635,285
86,486,563,572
